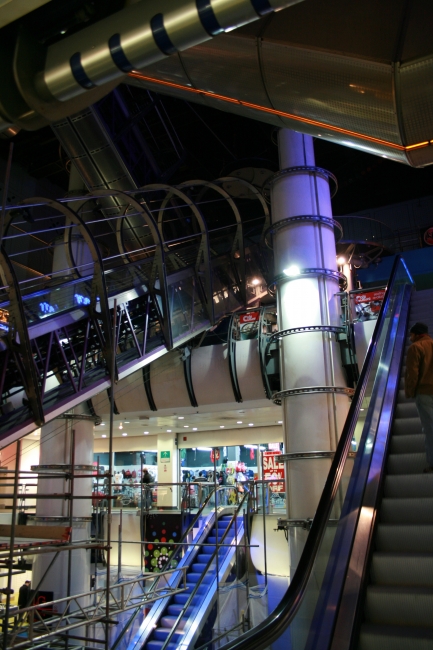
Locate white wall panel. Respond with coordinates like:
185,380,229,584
191,344,234,405
151,351,190,410
236,340,264,401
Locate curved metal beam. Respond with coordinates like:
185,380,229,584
179,179,246,306
91,189,172,350
20,196,115,379
145,183,214,324
0,247,44,426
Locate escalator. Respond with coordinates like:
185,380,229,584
129,496,246,650
198,255,432,650
356,287,433,649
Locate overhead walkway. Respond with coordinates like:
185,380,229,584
204,256,433,650
0,179,269,445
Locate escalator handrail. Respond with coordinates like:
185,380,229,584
217,254,412,650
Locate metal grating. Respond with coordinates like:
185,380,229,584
180,33,272,107
400,56,433,145
260,42,401,144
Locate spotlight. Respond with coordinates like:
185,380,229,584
283,265,300,277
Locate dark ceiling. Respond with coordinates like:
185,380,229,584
2,85,433,217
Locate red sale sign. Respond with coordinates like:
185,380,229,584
239,311,260,324
263,451,285,493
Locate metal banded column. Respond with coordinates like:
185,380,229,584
270,130,351,570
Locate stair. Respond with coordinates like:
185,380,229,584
144,515,235,649
358,289,433,650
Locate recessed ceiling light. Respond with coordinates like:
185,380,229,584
184,425,189,428
193,427,197,431
248,423,254,426
124,421,130,424
237,421,242,424
178,416,184,420
278,421,283,424
167,429,172,432
122,432,127,436
100,423,105,426
102,434,107,438
144,432,149,435
119,423,123,430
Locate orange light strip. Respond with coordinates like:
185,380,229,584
128,71,431,154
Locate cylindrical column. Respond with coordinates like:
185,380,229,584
271,130,349,568
31,410,93,608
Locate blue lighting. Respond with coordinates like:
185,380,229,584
74,293,91,306
39,302,58,315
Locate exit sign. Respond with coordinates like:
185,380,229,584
160,451,171,462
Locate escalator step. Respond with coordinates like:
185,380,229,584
199,546,216,554
387,452,427,475
160,616,184,628
370,552,433,587
384,473,433,499
173,593,201,605
358,623,433,650
192,563,208,572
389,433,425,454
187,572,215,583
392,417,423,436
186,582,208,594
147,642,179,650
364,585,433,627
153,629,185,642
380,497,433,524
394,402,419,418
167,604,193,616
376,524,433,553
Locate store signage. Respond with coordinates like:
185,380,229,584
239,311,260,324
353,289,386,318
160,451,171,463
210,448,220,462
263,451,285,493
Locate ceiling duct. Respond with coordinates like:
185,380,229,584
0,0,304,131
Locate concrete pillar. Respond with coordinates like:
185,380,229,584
30,409,93,608
271,130,350,569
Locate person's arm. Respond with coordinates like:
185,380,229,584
405,345,420,398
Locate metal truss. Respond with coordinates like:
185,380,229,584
6,568,188,649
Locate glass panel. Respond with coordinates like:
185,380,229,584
166,269,209,343
22,276,93,325
212,256,243,320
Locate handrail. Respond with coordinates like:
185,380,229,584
215,255,409,650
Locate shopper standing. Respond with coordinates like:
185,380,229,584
405,322,433,472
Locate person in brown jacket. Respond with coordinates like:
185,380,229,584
405,322,433,473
